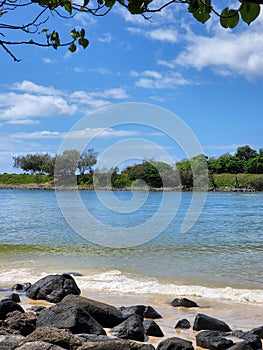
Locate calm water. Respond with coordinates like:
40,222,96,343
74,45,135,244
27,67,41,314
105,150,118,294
0,189,263,301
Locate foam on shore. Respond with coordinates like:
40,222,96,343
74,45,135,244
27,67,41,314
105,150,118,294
1,268,263,304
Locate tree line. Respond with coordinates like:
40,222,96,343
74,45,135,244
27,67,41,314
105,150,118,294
11,145,263,190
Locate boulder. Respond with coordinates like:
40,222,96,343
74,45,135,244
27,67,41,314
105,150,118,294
26,274,80,303
62,295,123,327
170,298,199,308
120,305,162,319
175,318,191,329
0,334,24,350
12,283,31,292
0,300,24,320
144,306,162,319
21,327,83,349
227,343,255,350
143,320,164,337
4,310,36,336
78,340,155,349
247,326,263,339
110,314,145,342
193,313,232,332
239,333,262,350
196,330,234,350
37,302,106,335
156,336,194,350
16,341,65,350
1,293,21,303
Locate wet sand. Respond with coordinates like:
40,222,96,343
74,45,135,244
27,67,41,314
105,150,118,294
4,284,262,348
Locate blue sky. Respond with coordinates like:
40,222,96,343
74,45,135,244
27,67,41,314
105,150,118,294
0,3,263,173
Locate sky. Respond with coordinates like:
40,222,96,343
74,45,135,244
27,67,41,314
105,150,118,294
0,2,263,173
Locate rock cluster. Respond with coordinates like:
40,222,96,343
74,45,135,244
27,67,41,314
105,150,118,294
0,273,262,350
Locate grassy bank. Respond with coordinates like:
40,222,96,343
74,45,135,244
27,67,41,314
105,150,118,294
0,173,52,185
0,173,263,191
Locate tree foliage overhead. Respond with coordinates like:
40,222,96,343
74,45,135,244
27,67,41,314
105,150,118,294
0,0,262,61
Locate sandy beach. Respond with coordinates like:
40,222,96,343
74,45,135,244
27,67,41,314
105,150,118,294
1,275,263,348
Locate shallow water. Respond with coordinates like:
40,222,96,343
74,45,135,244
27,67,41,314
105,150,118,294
0,189,263,300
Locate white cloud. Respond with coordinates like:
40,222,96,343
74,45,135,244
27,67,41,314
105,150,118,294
132,70,194,88
127,27,178,43
98,33,112,43
175,20,263,79
11,131,62,139
12,80,60,96
0,92,77,121
6,119,40,125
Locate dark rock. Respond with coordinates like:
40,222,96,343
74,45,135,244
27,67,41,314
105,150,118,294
120,305,146,318
78,340,155,349
143,320,164,337
248,326,263,339
12,283,31,292
175,318,191,329
0,300,24,320
110,314,145,342
21,327,83,349
76,334,114,342
26,274,80,303
16,341,65,349
227,343,255,350
62,295,124,328
232,330,262,349
232,331,246,338
26,305,46,316
0,334,24,350
4,310,36,336
240,333,262,350
170,298,199,308
120,305,162,319
36,302,106,335
144,306,162,319
156,336,194,350
1,293,21,303
196,330,234,350
193,313,232,332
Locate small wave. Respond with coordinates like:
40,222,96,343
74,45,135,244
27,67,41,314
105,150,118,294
75,270,263,304
1,268,262,304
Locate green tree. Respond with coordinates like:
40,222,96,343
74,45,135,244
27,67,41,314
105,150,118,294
77,148,98,175
176,159,193,189
235,145,258,161
245,156,263,174
13,153,53,174
1,0,261,61
55,149,81,176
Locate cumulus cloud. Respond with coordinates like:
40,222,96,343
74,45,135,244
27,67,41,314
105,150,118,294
132,69,194,88
174,17,263,79
0,81,129,124
127,27,178,43
0,92,77,121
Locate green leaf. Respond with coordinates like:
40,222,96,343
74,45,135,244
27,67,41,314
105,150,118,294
188,0,199,13
71,29,80,39
228,10,239,28
220,7,230,28
80,29,85,38
68,43,77,53
82,0,89,6
220,8,239,28
240,2,260,25
63,1,72,14
193,10,210,23
105,0,115,7
78,38,89,49
97,0,104,5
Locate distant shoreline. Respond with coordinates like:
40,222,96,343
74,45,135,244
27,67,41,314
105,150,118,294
0,183,257,192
